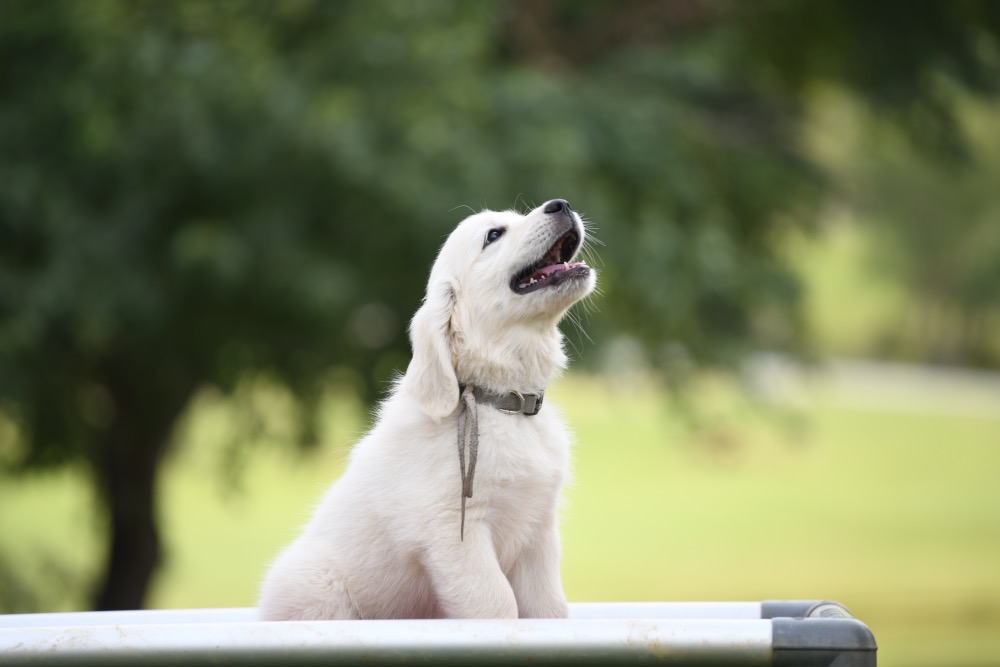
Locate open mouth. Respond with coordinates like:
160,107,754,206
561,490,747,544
511,228,590,295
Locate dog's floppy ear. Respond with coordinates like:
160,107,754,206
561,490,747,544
406,278,460,420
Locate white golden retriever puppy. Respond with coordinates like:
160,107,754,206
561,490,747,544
258,198,596,620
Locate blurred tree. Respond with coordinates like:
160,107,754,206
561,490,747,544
815,96,1000,366
729,0,1000,156
1,0,998,610
0,0,447,610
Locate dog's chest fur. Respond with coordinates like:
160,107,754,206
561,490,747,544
470,408,570,565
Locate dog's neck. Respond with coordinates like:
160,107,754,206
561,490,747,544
455,325,566,395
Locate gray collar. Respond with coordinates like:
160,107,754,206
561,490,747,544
455,382,545,541
461,384,544,416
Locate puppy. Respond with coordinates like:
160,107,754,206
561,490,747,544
258,199,596,620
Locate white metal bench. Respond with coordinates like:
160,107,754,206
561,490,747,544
0,600,876,665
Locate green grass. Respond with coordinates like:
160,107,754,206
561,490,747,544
3,371,998,667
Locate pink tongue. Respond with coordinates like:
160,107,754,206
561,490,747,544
530,262,585,282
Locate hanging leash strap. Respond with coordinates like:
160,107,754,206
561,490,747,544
456,384,545,541
456,386,478,542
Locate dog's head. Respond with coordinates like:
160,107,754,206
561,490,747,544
406,199,596,420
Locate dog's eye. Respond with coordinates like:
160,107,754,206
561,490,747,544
484,228,505,247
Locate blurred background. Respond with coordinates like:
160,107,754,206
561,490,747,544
1,1,999,665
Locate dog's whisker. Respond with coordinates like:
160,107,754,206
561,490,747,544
564,308,594,351
513,193,530,214
450,203,477,216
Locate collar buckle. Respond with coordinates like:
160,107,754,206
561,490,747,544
464,385,544,416
496,391,526,415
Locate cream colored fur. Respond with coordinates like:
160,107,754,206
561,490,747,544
258,201,595,620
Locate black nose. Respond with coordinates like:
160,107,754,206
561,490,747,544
543,199,571,214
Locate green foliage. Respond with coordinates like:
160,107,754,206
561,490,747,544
0,0,820,473
808,94,1000,365
2,0,1000,608
732,0,1000,156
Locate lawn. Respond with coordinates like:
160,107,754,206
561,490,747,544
2,368,998,667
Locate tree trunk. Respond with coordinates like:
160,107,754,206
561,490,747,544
93,432,165,611
90,363,195,611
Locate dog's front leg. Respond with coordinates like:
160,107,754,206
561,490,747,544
508,519,569,618
424,528,518,619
